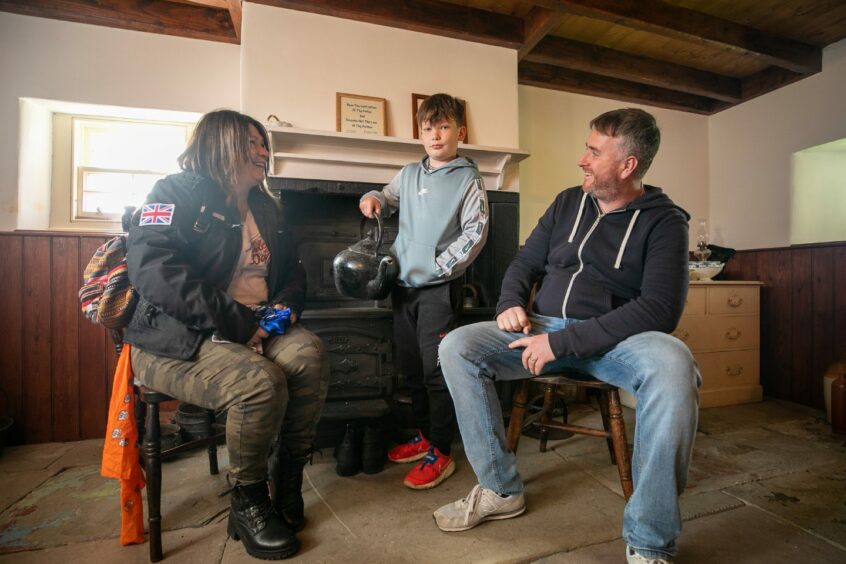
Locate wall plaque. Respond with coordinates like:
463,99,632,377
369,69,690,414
336,92,387,136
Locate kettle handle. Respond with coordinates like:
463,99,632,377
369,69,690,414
359,215,384,256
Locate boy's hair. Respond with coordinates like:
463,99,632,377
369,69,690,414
589,108,661,180
178,109,272,201
417,93,466,128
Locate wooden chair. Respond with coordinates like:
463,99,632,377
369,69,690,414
112,332,224,562
506,371,634,500
135,386,222,562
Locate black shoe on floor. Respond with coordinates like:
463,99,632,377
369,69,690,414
361,420,386,474
335,422,361,477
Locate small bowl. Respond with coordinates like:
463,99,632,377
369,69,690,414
689,261,724,281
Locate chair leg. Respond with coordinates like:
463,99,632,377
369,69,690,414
506,380,531,453
144,401,164,562
203,409,219,475
538,383,555,453
606,389,633,501
596,389,617,464
134,393,147,464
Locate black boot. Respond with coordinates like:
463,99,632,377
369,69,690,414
228,482,300,560
269,446,310,531
335,422,361,477
361,420,386,474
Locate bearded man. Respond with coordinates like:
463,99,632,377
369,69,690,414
433,108,699,564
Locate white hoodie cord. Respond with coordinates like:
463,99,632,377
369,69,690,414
568,192,589,243
614,209,641,269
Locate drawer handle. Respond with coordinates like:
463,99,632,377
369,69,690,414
726,364,744,376
727,296,743,307
673,329,690,341
725,328,741,340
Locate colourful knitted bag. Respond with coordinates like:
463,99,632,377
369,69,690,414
79,235,138,329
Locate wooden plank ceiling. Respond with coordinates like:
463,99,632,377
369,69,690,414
3,0,846,114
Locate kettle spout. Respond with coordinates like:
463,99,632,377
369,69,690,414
366,256,396,299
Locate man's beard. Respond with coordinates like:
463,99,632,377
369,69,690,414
583,175,620,202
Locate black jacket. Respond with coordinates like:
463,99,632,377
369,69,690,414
496,185,690,359
124,171,305,360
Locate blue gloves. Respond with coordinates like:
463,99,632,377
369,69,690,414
256,305,292,336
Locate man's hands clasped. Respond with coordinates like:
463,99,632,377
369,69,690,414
497,305,554,376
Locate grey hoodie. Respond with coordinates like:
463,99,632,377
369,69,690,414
362,155,488,287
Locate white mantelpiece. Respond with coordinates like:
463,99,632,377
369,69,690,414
266,125,529,191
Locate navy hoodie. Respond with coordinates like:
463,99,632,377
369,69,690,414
496,185,690,359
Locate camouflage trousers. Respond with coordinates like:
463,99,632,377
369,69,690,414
131,324,328,485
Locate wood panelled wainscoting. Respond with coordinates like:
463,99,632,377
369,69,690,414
0,231,118,446
722,241,846,411
1,232,844,445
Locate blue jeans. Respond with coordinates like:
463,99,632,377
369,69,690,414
439,315,700,560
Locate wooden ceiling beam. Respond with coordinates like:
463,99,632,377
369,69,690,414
518,7,559,61
0,0,237,43
251,0,524,49
525,36,742,102
519,61,722,115
531,0,822,74
226,0,241,40
742,67,807,102
172,0,228,7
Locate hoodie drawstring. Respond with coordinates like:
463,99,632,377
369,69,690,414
614,209,640,269
568,192,589,243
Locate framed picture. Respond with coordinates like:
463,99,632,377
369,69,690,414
411,93,469,144
336,92,387,136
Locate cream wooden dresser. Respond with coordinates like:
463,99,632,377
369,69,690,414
619,280,763,409
674,281,763,408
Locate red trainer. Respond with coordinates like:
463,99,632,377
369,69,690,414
403,447,455,490
388,433,430,463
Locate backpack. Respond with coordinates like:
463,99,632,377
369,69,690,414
79,235,138,329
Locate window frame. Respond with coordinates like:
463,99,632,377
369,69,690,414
68,115,192,225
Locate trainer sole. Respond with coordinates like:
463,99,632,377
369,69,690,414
434,504,526,532
403,459,456,490
388,450,429,464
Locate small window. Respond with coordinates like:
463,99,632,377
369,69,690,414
71,117,191,222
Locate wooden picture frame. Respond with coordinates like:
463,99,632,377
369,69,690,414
411,93,469,144
336,92,387,136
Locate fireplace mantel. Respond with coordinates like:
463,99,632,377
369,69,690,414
266,125,529,191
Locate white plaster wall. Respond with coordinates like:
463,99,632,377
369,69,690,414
518,86,710,245
240,4,519,148
709,38,846,250
0,12,240,231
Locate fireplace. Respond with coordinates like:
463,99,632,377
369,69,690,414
271,177,519,446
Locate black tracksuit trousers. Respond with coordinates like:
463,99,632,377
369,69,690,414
391,278,463,455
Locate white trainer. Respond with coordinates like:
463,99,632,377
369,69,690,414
433,484,525,532
626,546,673,564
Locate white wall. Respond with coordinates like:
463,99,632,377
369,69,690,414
0,12,240,231
240,4,519,148
518,86,710,244
709,38,846,250
791,147,846,245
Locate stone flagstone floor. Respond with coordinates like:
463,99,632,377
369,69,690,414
0,398,844,563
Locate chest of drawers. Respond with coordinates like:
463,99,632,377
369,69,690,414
618,281,763,409
674,281,763,408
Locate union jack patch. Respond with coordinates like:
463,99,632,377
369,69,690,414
140,203,175,226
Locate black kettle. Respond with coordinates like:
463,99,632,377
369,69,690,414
333,215,398,300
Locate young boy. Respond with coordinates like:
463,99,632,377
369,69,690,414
359,93,489,489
